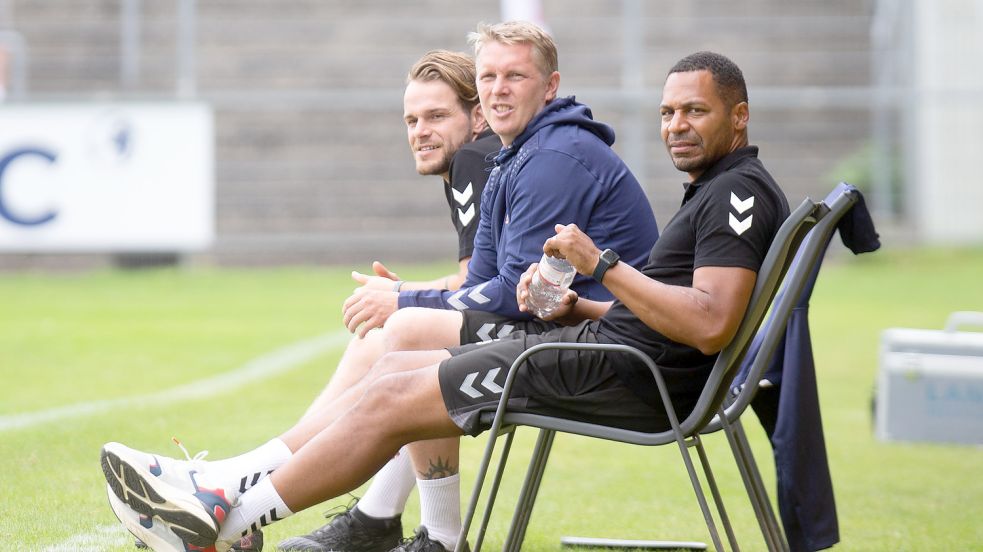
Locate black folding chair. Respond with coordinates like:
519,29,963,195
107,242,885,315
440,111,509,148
456,194,841,552
697,183,863,551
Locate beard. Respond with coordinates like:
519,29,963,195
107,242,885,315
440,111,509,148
415,147,453,176
670,153,707,173
665,132,709,174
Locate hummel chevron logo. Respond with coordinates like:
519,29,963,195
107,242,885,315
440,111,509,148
449,282,490,310
468,281,490,304
452,182,474,205
460,367,504,398
730,192,754,213
247,507,285,534
729,192,755,235
458,204,475,226
448,289,468,310
729,212,753,235
476,322,515,342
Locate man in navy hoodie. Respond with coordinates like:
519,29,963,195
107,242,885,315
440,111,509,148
100,22,660,552
286,20,658,552
320,20,658,551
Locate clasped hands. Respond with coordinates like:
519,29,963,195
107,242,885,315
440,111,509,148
343,261,400,338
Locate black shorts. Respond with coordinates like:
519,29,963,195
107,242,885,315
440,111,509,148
438,321,669,436
458,310,560,345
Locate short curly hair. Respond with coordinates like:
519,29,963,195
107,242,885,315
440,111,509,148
669,51,748,108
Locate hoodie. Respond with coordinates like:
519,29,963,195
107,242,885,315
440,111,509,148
399,96,659,319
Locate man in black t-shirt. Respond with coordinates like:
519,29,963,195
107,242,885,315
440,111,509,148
97,52,791,551
444,128,499,262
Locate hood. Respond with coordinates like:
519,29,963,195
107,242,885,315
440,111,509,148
494,96,615,164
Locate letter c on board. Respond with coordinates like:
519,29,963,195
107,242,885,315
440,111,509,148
0,147,58,226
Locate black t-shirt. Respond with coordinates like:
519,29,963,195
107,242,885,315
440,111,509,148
594,146,790,407
445,129,501,260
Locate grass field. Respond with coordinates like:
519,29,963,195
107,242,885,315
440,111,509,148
2,247,983,551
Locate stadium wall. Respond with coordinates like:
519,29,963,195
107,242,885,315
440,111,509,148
0,0,882,268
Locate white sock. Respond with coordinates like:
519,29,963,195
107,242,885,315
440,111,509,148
417,474,461,551
218,477,293,542
207,438,293,494
356,447,416,519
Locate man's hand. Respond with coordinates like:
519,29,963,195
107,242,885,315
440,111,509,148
516,262,579,321
342,288,399,338
543,223,603,276
351,261,401,291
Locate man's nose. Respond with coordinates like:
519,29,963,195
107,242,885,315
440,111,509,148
413,120,432,138
666,111,689,134
491,75,509,96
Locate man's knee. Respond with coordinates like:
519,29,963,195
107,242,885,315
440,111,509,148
384,308,463,352
357,369,412,411
354,364,454,439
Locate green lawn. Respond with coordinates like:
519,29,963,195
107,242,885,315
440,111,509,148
1,248,982,551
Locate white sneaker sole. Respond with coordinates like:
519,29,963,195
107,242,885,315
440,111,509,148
106,484,187,552
101,442,220,548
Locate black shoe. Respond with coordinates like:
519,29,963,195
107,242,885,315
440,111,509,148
389,527,469,552
135,531,263,551
233,530,264,551
276,504,402,552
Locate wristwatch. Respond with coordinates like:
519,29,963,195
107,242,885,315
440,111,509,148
592,249,620,282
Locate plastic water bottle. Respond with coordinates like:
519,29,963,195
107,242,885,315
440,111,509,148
526,254,576,319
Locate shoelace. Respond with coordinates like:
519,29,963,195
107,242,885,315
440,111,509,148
171,436,209,463
310,495,360,536
398,528,429,548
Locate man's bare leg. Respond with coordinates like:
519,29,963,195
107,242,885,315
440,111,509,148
272,361,462,510
301,330,388,420
382,309,474,550
212,351,461,542
280,309,467,551
281,313,470,551
299,308,464,425
213,354,464,545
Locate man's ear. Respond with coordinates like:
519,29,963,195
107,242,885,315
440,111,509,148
732,101,749,131
544,71,561,102
471,103,488,137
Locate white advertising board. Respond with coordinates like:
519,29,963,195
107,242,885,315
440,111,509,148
0,103,214,252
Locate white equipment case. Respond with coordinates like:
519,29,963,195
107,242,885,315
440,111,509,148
876,312,983,445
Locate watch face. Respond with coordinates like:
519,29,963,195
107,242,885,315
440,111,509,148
594,249,619,281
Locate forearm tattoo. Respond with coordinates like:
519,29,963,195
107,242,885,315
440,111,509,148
418,456,458,479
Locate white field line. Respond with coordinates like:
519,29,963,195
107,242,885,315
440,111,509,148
2,330,351,433
40,524,130,552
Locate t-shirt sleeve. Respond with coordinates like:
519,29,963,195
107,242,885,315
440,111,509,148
692,174,784,272
448,148,493,260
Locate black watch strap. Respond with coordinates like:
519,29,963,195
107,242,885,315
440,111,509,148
592,249,620,282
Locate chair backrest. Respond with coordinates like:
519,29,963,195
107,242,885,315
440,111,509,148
702,184,861,432
681,197,825,433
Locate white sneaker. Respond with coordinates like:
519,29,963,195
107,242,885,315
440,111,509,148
102,442,234,550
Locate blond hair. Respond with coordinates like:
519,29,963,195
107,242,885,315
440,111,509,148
406,50,479,110
467,21,558,77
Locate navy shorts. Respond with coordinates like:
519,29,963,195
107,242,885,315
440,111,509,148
438,321,668,436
